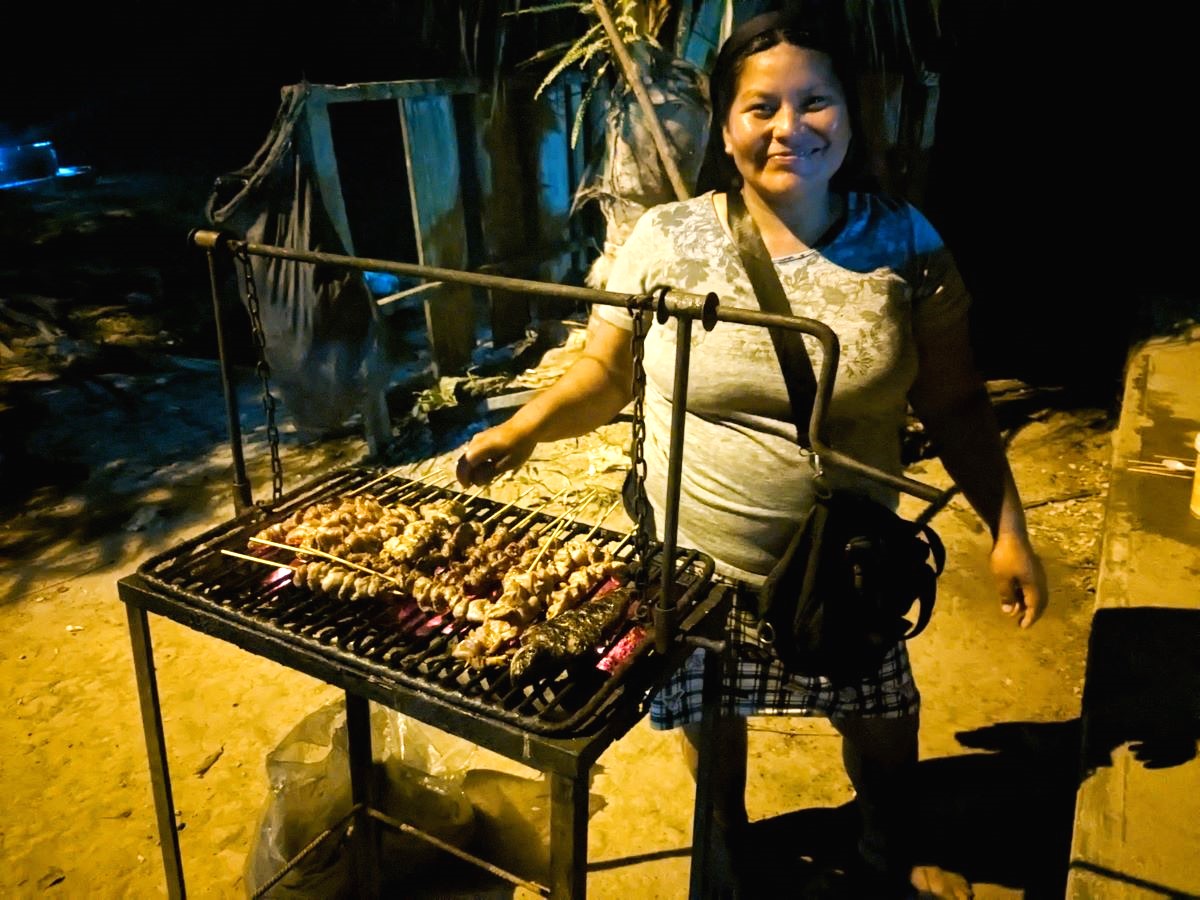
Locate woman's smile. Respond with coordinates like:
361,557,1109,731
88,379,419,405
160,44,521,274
722,42,850,204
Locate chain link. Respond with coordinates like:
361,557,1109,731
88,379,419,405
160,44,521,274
235,246,284,503
627,294,651,590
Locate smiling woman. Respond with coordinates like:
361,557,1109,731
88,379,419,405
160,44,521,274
458,10,1047,899
721,43,851,242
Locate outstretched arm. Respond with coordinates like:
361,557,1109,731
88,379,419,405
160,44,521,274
457,311,635,485
908,317,1048,628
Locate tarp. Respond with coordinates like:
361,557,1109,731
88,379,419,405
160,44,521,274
206,84,385,431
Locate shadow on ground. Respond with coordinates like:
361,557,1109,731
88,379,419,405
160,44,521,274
738,719,1083,898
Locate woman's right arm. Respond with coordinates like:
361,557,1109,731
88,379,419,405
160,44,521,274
457,311,635,485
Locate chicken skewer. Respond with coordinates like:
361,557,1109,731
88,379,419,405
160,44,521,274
249,536,405,587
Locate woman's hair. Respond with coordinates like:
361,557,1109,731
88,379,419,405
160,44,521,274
695,10,873,194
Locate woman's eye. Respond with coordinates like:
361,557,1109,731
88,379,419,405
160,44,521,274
804,96,830,111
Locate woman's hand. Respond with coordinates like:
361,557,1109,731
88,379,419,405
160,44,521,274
989,532,1047,629
457,421,537,487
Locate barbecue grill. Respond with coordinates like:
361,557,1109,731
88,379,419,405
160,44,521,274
120,229,946,898
120,468,723,898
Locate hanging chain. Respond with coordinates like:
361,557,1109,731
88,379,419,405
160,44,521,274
234,245,284,503
627,294,651,591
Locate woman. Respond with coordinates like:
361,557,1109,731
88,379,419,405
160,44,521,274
459,12,1046,898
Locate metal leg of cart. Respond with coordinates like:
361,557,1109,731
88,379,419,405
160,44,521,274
549,771,590,898
345,692,382,899
125,604,187,900
688,642,724,900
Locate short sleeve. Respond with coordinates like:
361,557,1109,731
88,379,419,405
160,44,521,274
591,210,659,332
907,204,971,338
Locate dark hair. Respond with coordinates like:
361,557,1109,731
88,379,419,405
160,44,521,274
695,11,873,194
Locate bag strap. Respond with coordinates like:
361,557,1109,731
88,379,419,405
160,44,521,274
725,190,819,449
900,522,945,639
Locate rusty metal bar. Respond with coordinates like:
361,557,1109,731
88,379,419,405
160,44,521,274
549,772,590,898
345,693,381,900
187,231,944,504
367,808,550,896
125,604,186,900
250,804,362,899
655,313,693,653
202,245,254,514
688,635,725,899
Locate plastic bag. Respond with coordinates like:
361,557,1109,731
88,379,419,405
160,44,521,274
244,698,477,898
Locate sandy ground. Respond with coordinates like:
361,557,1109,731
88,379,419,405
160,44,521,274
0,345,1112,898
0,176,1113,898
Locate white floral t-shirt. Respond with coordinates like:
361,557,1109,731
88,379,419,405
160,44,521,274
594,190,970,583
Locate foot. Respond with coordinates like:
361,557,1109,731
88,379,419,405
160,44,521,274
910,865,973,900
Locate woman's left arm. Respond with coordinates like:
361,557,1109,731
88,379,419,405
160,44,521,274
908,316,1048,629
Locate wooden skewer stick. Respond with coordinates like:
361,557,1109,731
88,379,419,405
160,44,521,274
526,489,600,569
544,488,599,532
611,530,637,554
584,498,623,542
528,515,575,571
481,486,539,526
515,487,572,531
346,465,412,497
248,536,404,587
396,472,452,502
221,549,296,571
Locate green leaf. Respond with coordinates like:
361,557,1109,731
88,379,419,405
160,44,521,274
502,2,587,17
519,38,579,67
534,23,603,97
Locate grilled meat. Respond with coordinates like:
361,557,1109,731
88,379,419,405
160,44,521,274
508,585,632,685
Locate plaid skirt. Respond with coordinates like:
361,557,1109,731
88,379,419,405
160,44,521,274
649,592,920,730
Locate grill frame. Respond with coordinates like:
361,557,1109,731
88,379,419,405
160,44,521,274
130,465,715,739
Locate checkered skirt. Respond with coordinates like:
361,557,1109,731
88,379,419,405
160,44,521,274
649,596,920,729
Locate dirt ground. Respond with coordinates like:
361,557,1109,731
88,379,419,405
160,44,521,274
0,176,1114,898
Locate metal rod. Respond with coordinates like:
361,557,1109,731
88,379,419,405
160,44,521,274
205,247,253,514
688,634,725,899
548,772,590,899
655,315,692,653
192,232,662,308
591,0,691,203
126,605,186,899
345,694,381,900
251,804,361,899
189,233,943,501
366,808,550,896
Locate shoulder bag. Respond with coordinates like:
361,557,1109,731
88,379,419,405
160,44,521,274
726,190,946,685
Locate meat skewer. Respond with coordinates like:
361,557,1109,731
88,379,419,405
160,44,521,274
452,493,609,665
508,585,633,685
249,536,405,587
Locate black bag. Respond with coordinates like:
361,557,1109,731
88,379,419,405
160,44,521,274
725,190,946,684
756,488,945,684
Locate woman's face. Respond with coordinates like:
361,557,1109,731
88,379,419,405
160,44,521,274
722,42,850,204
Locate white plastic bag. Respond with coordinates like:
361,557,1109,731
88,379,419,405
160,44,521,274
244,698,477,898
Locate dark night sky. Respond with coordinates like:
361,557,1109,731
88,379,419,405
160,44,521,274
2,1,1194,392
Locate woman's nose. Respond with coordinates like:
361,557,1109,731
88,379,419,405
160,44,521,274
771,105,801,138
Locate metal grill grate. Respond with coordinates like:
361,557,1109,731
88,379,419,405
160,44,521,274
136,466,714,736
